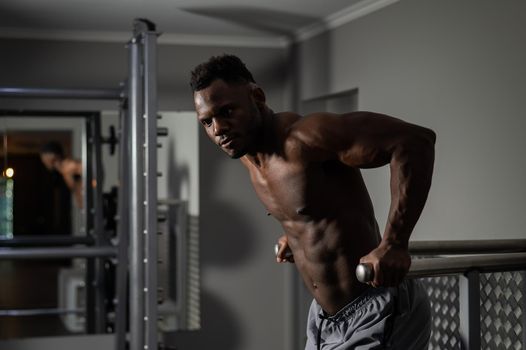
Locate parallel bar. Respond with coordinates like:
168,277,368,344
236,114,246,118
0,246,116,259
0,308,84,317
0,87,122,100
128,31,145,350
143,26,159,350
0,235,94,247
407,252,526,278
410,239,526,255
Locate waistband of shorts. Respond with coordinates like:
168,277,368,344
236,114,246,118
321,286,388,323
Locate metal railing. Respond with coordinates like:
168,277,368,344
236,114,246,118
356,239,526,281
356,239,526,350
407,252,526,277
409,239,526,255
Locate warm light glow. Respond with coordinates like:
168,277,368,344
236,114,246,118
5,168,14,178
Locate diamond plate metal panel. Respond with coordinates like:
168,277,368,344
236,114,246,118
480,271,525,350
421,275,461,350
420,271,525,350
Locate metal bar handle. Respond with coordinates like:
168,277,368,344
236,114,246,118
355,252,526,283
409,239,526,255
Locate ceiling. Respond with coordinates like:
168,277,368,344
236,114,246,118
0,0,396,46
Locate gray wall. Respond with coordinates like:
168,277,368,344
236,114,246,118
0,39,288,111
298,0,526,241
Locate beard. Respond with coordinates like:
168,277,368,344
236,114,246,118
223,138,247,159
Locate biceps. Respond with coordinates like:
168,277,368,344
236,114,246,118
338,142,392,169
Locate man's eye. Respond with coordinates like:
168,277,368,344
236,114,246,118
201,119,212,127
223,108,233,117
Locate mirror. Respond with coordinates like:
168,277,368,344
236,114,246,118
0,110,201,341
0,115,87,339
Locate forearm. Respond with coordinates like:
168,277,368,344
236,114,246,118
382,133,435,247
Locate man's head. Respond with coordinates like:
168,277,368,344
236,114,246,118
191,54,267,159
40,142,64,171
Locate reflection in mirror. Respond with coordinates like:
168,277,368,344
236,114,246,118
0,110,201,341
157,111,200,332
0,128,78,339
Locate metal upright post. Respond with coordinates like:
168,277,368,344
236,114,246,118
85,116,96,334
125,18,160,350
115,98,130,350
91,112,108,333
459,270,481,350
128,30,145,350
143,24,159,350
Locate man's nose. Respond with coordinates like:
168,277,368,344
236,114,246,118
213,119,228,136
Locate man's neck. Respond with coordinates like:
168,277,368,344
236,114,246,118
243,109,277,168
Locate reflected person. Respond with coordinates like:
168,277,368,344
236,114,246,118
40,142,83,208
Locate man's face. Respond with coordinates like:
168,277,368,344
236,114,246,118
40,152,59,171
194,80,262,158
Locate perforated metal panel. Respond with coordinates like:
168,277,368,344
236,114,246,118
186,215,201,330
422,275,461,350
480,271,525,350
420,271,525,350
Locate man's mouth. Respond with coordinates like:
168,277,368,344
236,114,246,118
219,136,235,148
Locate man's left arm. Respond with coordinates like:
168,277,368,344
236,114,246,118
359,123,436,287
292,112,436,287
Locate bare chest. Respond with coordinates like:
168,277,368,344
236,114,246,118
247,158,349,222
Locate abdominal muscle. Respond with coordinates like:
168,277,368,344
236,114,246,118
285,215,381,315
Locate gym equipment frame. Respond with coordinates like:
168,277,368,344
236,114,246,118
0,18,162,350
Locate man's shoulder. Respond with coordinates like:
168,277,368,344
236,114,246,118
283,112,340,145
276,112,342,160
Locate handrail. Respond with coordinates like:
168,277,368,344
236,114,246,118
409,239,526,255
408,252,526,277
356,252,526,283
0,246,117,260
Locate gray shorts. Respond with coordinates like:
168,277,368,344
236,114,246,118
305,279,431,350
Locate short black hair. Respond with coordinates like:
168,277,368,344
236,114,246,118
40,141,64,158
190,54,256,92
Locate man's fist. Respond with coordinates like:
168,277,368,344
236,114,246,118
275,235,294,263
359,241,411,287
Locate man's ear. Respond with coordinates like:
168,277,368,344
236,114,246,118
250,85,266,108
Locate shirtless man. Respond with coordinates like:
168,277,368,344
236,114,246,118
191,55,435,349
40,142,83,208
